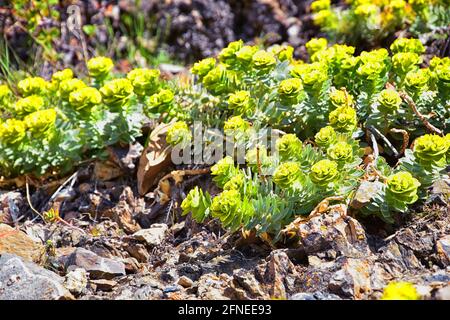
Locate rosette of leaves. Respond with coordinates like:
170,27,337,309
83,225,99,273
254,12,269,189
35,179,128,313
210,189,255,232
390,38,425,54
17,77,48,96
24,109,57,137
14,95,44,118
306,38,328,57
329,105,358,132
166,121,192,148
315,126,337,149
309,159,339,187
191,58,216,79
127,68,160,97
329,88,354,109
146,89,174,114
278,78,304,105
87,57,114,83
218,40,244,67
211,156,239,188
50,69,74,91
0,85,12,110
404,68,430,98
69,87,102,114
181,186,212,223
273,162,303,190
252,50,277,74
228,91,253,116
269,44,294,62
276,134,303,162
223,116,251,143
59,79,87,100
100,78,134,111
385,171,421,212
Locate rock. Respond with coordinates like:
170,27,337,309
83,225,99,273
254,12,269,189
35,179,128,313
435,285,450,300
101,198,141,234
178,276,194,288
0,192,24,224
297,207,370,258
197,274,231,300
123,242,150,263
132,223,168,247
290,292,342,300
0,224,44,263
67,248,126,280
328,258,372,299
378,241,423,275
90,279,117,292
64,268,88,295
258,250,297,299
436,235,450,267
230,269,266,299
0,253,73,300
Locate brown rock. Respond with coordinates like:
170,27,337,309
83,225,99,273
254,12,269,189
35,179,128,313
90,279,117,292
329,258,372,299
436,235,450,266
178,276,194,288
0,224,44,263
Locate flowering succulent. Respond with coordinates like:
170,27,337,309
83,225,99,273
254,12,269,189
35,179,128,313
269,45,294,62
228,91,252,115
0,84,12,107
191,58,216,78
211,156,237,188
210,189,241,224
0,119,26,145
127,68,160,96
390,38,425,54
252,50,276,73
329,105,358,132
434,64,450,95
278,78,303,104
311,0,331,12
273,162,302,189
305,38,328,56
276,134,303,162
404,68,430,95
100,78,133,110
147,89,174,113
59,79,87,99
17,77,48,96
315,126,337,148
51,69,74,83
181,186,211,223
291,62,328,92
329,89,354,108
87,56,114,81
377,89,402,113
224,116,251,138
69,87,102,112
166,121,191,147
219,40,244,66
235,46,259,65
327,141,354,163
392,52,422,74
381,282,420,300
14,95,44,117
202,64,230,95
310,159,339,186
413,134,448,166
24,108,57,135
223,173,245,192
385,171,421,205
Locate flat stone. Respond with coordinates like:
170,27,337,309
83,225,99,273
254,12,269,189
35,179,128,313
67,248,126,280
0,253,73,300
132,223,168,247
0,224,44,263
90,279,117,292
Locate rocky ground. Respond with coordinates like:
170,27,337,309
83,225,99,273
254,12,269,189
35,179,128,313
0,153,449,300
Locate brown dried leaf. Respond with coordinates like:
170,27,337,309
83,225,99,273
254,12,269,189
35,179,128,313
137,123,173,196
